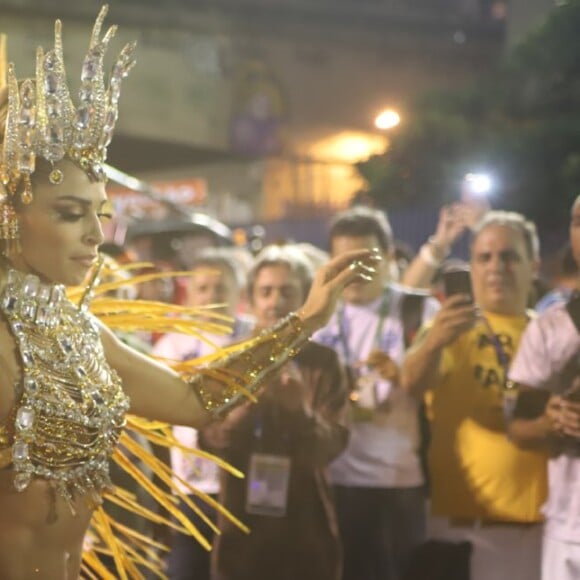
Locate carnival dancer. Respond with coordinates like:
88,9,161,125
0,8,380,579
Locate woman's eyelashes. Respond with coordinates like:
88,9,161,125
56,209,84,222
54,208,114,222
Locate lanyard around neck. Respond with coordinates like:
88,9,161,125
337,290,391,366
480,315,518,389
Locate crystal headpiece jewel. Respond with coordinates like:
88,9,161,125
0,5,136,204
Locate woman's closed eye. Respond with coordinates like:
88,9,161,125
55,209,114,222
56,209,85,222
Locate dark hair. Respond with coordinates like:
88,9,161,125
329,206,393,252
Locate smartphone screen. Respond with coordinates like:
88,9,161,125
442,268,473,302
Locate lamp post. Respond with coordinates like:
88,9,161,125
374,109,401,130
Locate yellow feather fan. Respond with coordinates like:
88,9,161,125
74,257,253,579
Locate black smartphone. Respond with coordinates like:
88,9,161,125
442,268,473,302
566,292,580,334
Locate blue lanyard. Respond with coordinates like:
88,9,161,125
480,316,517,389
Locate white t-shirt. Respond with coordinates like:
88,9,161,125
153,317,253,495
509,303,580,543
313,284,439,488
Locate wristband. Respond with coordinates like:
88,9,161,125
419,243,441,268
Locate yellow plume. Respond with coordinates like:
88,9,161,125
0,34,6,92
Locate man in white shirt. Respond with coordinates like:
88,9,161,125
153,249,251,580
314,206,439,580
508,196,580,580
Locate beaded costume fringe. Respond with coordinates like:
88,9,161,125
70,262,252,579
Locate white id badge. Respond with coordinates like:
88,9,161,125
245,453,291,517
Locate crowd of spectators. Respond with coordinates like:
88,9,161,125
110,195,580,580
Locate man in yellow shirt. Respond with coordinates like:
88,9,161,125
401,211,547,580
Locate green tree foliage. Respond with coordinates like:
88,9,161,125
358,1,580,226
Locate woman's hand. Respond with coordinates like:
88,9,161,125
298,248,381,332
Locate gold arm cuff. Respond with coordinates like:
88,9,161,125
186,313,310,419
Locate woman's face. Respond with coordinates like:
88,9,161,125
11,160,111,286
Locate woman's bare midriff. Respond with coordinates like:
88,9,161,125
0,470,93,580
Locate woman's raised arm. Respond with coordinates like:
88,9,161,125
102,248,381,428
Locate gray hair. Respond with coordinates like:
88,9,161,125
190,247,247,290
471,210,540,261
247,244,314,301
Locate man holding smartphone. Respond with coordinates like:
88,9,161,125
507,196,580,580
401,211,547,580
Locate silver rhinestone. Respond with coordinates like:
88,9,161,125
81,57,98,81
21,301,37,320
12,441,29,462
22,276,39,298
3,294,17,312
16,407,35,431
37,286,51,302
24,377,38,394
58,337,73,355
14,472,31,492
45,72,58,95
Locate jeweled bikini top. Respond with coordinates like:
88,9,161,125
0,269,129,503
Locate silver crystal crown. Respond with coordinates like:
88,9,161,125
0,5,136,199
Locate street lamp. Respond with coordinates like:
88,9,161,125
374,109,401,130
